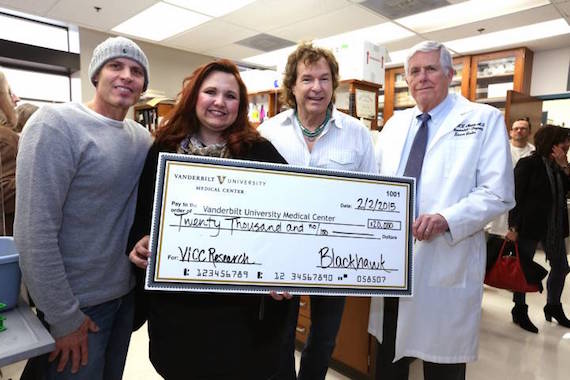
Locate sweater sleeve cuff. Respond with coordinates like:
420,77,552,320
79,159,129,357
50,309,86,339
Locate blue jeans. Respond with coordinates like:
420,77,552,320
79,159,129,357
23,291,134,380
279,295,346,380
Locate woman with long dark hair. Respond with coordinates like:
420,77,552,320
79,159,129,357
508,125,570,333
127,60,290,379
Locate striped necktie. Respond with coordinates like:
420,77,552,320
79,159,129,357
403,113,431,179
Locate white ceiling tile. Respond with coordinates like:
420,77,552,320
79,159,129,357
421,4,560,43
203,43,265,61
46,0,159,31
271,4,387,43
447,33,570,56
557,3,570,16
166,20,257,52
383,36,426,54
222,0,351,33
0,0,59,15
524,33,570,51
397,0,550,34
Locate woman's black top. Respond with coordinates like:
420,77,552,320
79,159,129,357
508,154,569,241
127,138,290,379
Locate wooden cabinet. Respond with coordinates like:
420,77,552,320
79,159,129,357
451,55,471,98
335,79,382,131
295,297,375,379
330,297,373,378
469,47,533,112
383,56,471,122
134,101,174,132
383,66,412,123
248,89,283,127
295,296,311,343
505,90,543,142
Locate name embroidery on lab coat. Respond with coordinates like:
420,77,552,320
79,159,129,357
453,122,485,137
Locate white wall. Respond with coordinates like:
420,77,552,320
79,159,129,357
530,46,570,97
543,98,570,126
79,28,214,104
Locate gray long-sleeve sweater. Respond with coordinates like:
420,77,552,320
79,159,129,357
14,103,151,338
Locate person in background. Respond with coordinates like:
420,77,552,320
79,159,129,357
0,70,19,235
369,40,514,380
507,125,570,333
0,70,19,130
15,36,152,379
486,117,535,248
510,117,536,161
258,42,377,380
14,103,39,133
486,117,538,331
127,59,291,380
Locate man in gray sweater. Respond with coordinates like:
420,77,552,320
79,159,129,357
15,36,152,379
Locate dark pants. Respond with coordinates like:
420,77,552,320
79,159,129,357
513,238,569,305
148,293,285,380
279,295,346,380
375,297,466,380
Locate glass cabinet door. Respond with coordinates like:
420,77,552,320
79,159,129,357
450,62,464,95
378,89,384,129
469,48,533,113
393,71,416,110
473,56,516,105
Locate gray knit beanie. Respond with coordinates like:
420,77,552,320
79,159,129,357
88,36,150,91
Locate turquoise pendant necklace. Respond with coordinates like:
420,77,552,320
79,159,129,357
295,108,331,141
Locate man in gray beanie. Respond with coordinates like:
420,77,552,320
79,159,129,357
15,36,152,379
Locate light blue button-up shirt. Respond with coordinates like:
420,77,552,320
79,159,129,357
396,93,456,177
396,93,456,214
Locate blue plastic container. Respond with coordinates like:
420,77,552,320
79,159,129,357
0,237,21,310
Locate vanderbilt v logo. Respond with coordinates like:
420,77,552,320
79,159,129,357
217,176,226,184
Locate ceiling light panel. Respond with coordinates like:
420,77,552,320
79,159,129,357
243,46,297,69
317,22,414,47
164,0,255,17
397,0,550,33
445,18,570,53
112,2,211,41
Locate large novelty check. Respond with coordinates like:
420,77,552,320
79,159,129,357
146,153,415,296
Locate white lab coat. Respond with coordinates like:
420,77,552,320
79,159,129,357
368,93,515,363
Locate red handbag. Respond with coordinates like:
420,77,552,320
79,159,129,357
484,239,540,293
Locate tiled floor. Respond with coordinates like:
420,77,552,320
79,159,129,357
3,254,570,379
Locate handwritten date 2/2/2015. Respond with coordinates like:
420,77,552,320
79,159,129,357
355,197,397,212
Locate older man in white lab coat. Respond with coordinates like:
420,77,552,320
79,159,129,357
368,41,515,380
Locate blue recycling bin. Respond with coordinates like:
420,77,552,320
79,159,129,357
0,237,21,310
